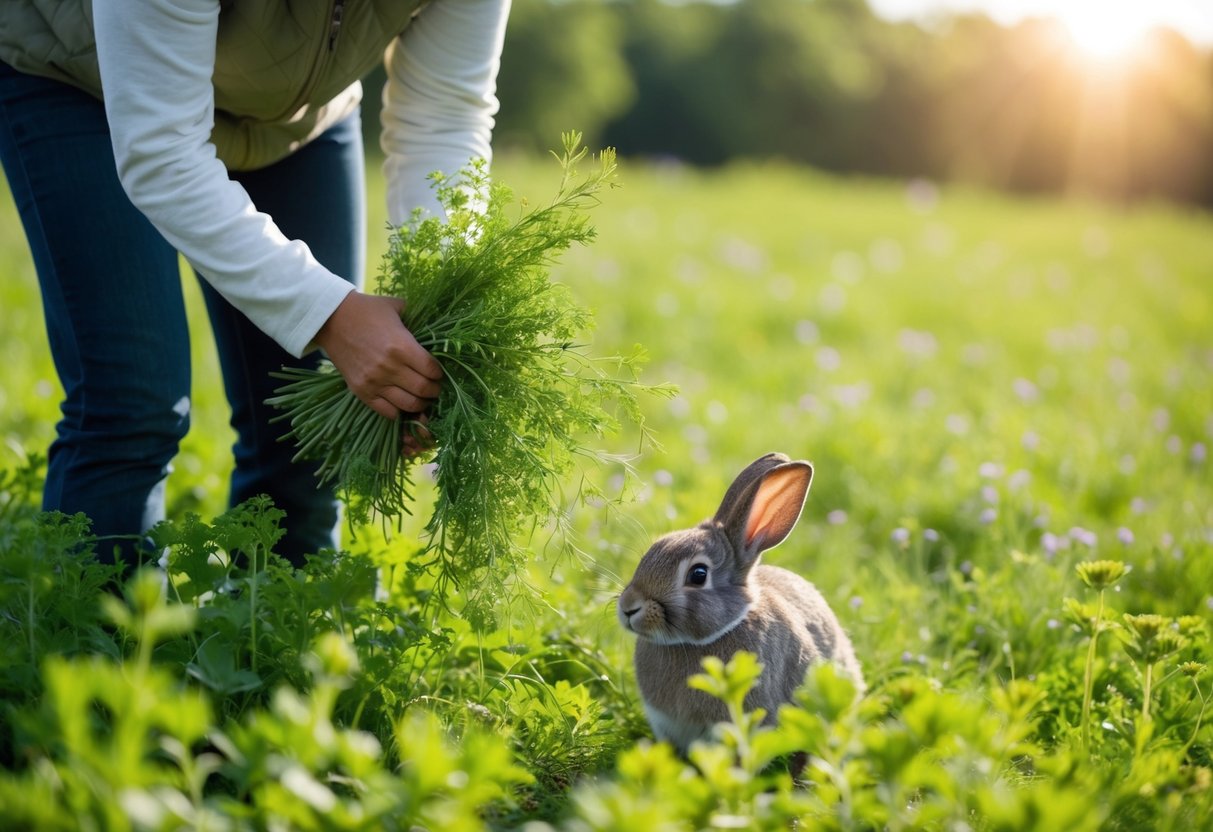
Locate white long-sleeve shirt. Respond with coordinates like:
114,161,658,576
93,0,508,358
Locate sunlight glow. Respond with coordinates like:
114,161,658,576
1054,4,1155,60
868,1,1213,51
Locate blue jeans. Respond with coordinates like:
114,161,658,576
0,61,365,567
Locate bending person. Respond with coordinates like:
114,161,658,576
0,0,510,565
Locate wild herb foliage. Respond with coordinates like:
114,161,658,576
2,482,1210,830
0,475,628,828
3,158,1213,829
552,653,1208,832
270,134,670,623
1,571,529,831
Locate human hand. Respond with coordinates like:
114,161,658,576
313,292,443,422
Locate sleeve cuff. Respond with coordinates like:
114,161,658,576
281,280,358,359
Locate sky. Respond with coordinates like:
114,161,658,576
868,0,1213,46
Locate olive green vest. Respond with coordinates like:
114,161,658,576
0,0,427,170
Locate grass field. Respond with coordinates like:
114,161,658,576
2,154,1211,829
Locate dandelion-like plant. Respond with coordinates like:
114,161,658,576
1074,559,1128,752
1121,613,1167,644
1075,559,1129,590
1179,662,1208,757
1176,615,1209,640
1121,613,1187,723
268,133,674,622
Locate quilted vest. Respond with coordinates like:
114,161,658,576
0,0,428,170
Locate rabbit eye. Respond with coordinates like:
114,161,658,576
687,564,709,587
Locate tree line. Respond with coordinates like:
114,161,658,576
489,0,1213,207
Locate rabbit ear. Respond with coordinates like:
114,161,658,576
714,455,813,568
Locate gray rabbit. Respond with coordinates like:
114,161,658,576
618,453,864,752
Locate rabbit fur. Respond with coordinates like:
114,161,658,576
618,453,863,752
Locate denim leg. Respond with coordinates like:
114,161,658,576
197,111,366,566
0,63,191,567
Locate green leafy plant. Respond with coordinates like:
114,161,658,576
5,150,1213,831
1074,559,1128,752
554,656,1112,832
1178,662,1209,757
269,133,672,620
1120,614,1188,725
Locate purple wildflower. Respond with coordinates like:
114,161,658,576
1191,442,1207,464
1069,527,1097,547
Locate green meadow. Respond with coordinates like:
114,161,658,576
2,156,1211,829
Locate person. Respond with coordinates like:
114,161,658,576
0,0,510,566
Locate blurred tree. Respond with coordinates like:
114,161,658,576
597,0,728,163
1117,30,1213,204
921,16,1213,203
923,16,1081,193
364,0,1213,207
599,0,895,167
494,0,636,153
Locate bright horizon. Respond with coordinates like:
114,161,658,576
869,0,1213,50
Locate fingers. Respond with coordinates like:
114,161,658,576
366,397,400,422
365,359,441,418
314,291,445,420
398,329,444,382
352,370,436,419
358,296,442,387
396,364,441,402
378,384,432,416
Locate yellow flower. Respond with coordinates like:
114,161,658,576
1075,559,1128,590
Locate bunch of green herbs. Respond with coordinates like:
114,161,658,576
269,134,669,621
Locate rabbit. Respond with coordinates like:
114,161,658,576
617,452,864,753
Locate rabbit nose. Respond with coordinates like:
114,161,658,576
623,606,640,619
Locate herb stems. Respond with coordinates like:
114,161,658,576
267,133,671,623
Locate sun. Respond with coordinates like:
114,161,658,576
1056,3,1153,60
